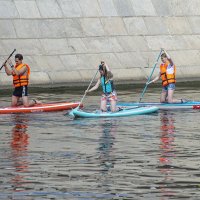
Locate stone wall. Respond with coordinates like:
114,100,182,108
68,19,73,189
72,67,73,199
0,0,200,87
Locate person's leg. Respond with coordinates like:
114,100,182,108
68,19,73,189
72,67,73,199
160,90,167,103
22,96,41,107
167,89,182,103
11,95,19,107
110,99,117,112
167,84,182,103
100,97,107,112
160,85,168,103
12,86,41,107
16,98,23,106
21,86,30,107
21,86,39,107
21,96,34,107
109,91,118,112
12,87,20,106
167,89,174,103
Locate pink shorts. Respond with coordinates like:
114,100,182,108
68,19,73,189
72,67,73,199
101,91,117,102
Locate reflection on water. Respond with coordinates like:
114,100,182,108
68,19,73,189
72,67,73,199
10,115,30,193
159,111,176,165
0,87,200,199
0,115,31,199
98,121,117,173
97,120,117,194
159,111,176,199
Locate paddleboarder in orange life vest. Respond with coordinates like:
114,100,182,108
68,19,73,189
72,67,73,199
3,53,41,107
147,49,185,103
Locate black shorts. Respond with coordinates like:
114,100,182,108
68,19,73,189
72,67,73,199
13,86,28,97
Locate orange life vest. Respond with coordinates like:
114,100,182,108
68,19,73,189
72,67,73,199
160,61,176,87
13,63,30,88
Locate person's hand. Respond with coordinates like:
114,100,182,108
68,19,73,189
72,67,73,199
2,62,7,67
146,81,152,85
85,89,89,94
146,80,154,85
8,59,14,68
161,48,168,54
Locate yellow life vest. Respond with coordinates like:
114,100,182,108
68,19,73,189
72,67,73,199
13,63,30,88
160,61,176,86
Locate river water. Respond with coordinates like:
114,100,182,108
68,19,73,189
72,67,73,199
0,85,200,200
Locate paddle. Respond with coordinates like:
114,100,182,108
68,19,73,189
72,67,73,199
0,49,16,70
138,49,163,103
75,69,99,110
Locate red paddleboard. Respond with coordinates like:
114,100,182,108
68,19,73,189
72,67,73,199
0,101,82,114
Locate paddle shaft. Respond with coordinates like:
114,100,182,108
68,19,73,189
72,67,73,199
77,69,99,109
0,49,16,70
138,49,163,102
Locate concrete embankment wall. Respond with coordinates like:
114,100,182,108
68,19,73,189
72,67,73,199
0,0,200,87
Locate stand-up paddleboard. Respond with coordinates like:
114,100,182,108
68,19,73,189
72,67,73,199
117,101,200,110
0,101,82,114
69,106,159,118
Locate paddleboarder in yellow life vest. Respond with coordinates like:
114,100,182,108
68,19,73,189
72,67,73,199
3,53,41,107
147,49,185,103
85,61,119,112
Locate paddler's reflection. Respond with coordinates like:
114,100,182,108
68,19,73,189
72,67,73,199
97,120,118,174
159,111,175,165
159,111,176,198
10,115,30,191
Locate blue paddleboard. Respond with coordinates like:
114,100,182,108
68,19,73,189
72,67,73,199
69,106,159,118
117,101,200,110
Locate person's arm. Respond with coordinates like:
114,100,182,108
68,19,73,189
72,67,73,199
4,59,15,75
104,63,110,72
106,71,113,81
163,49,174,66
12,65,27,76
103,63,113,83
4,63,13,76
4,59,27,76
86,78,101,93
147,73,160,85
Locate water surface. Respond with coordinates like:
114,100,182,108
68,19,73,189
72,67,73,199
0,85,200,199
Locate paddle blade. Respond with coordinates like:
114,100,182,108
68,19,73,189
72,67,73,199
69,109,75,117
68,106,79,118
